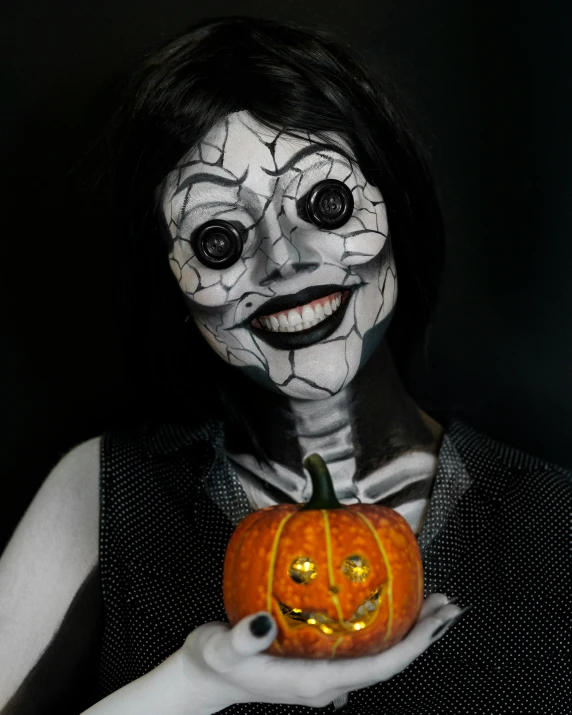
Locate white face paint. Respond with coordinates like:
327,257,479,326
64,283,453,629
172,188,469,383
161,111,397,399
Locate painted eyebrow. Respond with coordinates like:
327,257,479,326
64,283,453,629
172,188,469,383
262,143,355,178
180,199,251,224
174,167,249,197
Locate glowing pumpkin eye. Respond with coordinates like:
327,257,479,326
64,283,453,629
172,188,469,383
289,556,317,585
341,555,370,583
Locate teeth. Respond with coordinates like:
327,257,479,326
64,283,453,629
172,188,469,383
255,291,347,333
301,305,315,323
287,310,302,327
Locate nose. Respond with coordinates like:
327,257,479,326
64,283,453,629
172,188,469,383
259,228,321,286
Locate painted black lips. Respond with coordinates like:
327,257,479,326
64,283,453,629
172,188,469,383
247,284,354,350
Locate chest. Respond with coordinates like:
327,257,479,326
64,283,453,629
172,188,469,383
229,449,438,534
98,429,569,711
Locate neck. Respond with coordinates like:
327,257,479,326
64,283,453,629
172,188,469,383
220,341,443,531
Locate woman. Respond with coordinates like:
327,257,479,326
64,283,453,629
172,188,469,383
0,16,568,715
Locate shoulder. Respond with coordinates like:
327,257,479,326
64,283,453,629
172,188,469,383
0,436,101,706
444,419,571,494
1,435,101,568
17,436,102,550
41,435,101,506
442,420,571,552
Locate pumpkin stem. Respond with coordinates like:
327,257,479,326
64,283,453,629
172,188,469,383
302,454,345,510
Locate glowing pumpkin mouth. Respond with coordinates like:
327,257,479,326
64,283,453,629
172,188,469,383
276,584,386,636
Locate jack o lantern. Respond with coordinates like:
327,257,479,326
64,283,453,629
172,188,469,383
223,454,423,658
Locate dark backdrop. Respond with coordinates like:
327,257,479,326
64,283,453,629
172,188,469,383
2,0,571,551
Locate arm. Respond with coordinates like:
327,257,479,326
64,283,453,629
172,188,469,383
0,436,460,715
0,437,102,714
82,597,461,714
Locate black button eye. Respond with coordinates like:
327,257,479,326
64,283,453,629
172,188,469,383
304,179,354,229
192,220,244,269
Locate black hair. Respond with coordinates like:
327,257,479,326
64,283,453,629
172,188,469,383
111,16,445,418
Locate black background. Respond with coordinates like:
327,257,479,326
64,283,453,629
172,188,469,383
1,0,571,551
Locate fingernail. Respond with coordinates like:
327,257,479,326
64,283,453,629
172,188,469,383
250,614,272,637
431,604,474,639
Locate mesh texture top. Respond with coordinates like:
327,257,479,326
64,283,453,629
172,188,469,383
99,418,571,713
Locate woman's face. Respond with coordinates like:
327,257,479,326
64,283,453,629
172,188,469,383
161,111,396,399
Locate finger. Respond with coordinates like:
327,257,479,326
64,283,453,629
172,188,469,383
231,613,278,656
203,612,277,673
332,693,349,710
332,605,462,691
428,602,463,631
430,604,473,639
419,593,451,619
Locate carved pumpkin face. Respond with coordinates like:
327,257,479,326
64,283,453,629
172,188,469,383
223,457,423,658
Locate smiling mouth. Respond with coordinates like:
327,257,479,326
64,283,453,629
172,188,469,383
251,290,348,332
277,584,385,636
247,284,354,350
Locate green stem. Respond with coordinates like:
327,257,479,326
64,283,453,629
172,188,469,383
301,454,345,511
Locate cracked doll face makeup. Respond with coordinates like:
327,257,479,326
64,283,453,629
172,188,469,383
161,111,397,399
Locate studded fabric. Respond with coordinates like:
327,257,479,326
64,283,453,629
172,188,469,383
99,419,571,712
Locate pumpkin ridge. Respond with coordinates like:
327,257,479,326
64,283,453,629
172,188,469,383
224,507,271,624
322,510,344,622
227,512,265,622
331,635,344,658
356,511,394,644
266,512,294,613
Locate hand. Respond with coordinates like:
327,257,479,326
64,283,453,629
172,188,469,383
181,593,462,712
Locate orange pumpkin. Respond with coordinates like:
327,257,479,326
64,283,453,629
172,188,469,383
223,454,423,658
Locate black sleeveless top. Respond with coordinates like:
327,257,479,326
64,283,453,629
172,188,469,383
99,419,571,713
